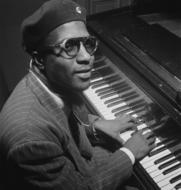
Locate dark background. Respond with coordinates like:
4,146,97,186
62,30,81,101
0,0,46,93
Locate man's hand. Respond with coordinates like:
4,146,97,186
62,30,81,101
94,114,136,142
124,130,156,161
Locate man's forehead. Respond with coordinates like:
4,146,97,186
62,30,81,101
45,21,89,44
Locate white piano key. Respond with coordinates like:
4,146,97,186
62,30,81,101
84,88,115,119
161,180,181,190
85,88,142,121
150,160,181,178
154,167,181,183
91,76,104,83
110,97,144,111
91,73,118,83
91,83,110,90
146,156,177,172
101,94,120,102
141,149,171,165
143,139,175,166
107,102,128,112
143,154,172,169
142,156,175,177
157,168,181,189
92,62,108,70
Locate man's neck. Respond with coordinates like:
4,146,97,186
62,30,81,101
30,64,84,108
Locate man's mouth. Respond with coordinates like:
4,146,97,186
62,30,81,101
75,69,92,79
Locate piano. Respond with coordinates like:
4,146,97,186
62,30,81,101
83,3,181,190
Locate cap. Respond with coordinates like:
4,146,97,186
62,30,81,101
21,0,86,54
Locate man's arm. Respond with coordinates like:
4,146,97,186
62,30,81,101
8,140,93,190
7,139,133,190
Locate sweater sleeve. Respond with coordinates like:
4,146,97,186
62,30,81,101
90,146,133,190
7,139,133,190
7,140,92,190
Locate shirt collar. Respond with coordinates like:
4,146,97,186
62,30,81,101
29,66,64,109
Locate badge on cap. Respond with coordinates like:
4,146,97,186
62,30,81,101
76,6,82,14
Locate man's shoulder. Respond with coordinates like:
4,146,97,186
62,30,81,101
0,79,60,147
1,75,36,114
0,74,51,128
0,72,68,146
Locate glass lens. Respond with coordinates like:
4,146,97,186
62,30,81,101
64,39,80,57
84,37,97,55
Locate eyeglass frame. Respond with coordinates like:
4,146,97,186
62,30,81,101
39,35,99,59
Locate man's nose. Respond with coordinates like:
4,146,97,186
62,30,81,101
76,43,92,64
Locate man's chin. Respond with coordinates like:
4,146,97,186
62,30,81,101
74,81,91,92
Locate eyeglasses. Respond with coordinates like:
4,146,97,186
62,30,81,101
41,36,98,59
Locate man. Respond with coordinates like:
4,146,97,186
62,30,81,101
0,0,155,189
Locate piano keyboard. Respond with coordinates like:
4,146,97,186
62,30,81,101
83,55,181,190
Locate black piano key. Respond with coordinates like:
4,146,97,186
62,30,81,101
119,92,140,103
115,107,146,119
91,72,100,79
158,156,181,170
93,60,106,69
175,182,181,190
101,86,132,100
162,139,180,148
94,54,105,62
100,91,120,100
99,83,129,99
90,78,105,86
91,66,114,80
114,102,146,117
100,87,130,100
107,93,140,107
163,163,181,175
121,91,138,98
111,99,145,113
102,87,135,103
154,153,173,164
149,140,180,157
105,75,122,84
115,107,144,117
105,91,137,101
155,138,172,147
91,74,113,86
91,68,115,81
170,174,181,184
155,138,179,150
154,149,181,164
96,81,128,95
91,75,121,89
92,66,115,76
132,107,147,116
104,89,138,104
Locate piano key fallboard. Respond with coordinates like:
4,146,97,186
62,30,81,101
83,53,181,190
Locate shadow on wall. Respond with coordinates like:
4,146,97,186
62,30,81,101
0,66,9,110
0,0,46,93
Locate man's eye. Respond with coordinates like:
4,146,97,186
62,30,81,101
65,44,75,51
65,40,74,50
65,39,80,51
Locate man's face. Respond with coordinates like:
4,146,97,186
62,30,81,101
44,21,94,92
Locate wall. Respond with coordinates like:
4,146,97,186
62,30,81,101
0,0,45,92
76,0,132,15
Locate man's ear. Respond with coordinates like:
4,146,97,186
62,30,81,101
32,51,44,64
31,51,45,71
